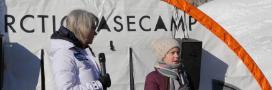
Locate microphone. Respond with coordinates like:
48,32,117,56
98,53,106,76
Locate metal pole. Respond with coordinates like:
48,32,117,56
0,35,3,90
40,49,45,90
129,47,135,90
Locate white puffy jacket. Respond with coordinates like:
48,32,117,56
50,39,103,90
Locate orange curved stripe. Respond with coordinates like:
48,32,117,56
163,0,272,90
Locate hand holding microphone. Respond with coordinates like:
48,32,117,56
98,53,111,89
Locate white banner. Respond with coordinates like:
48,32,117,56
1,0,271,90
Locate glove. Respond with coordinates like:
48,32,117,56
98,73,111,88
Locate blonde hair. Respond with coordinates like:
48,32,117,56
66,9,98,45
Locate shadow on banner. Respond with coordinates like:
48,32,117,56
3,43,40,90
199,50,229,90
1,0,41,89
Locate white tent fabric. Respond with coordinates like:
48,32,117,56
1,0,271,90
192,0,272,89
201,0,272,83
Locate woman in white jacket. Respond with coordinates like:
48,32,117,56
50,9,111,90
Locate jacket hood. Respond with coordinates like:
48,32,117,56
51,26,84,48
